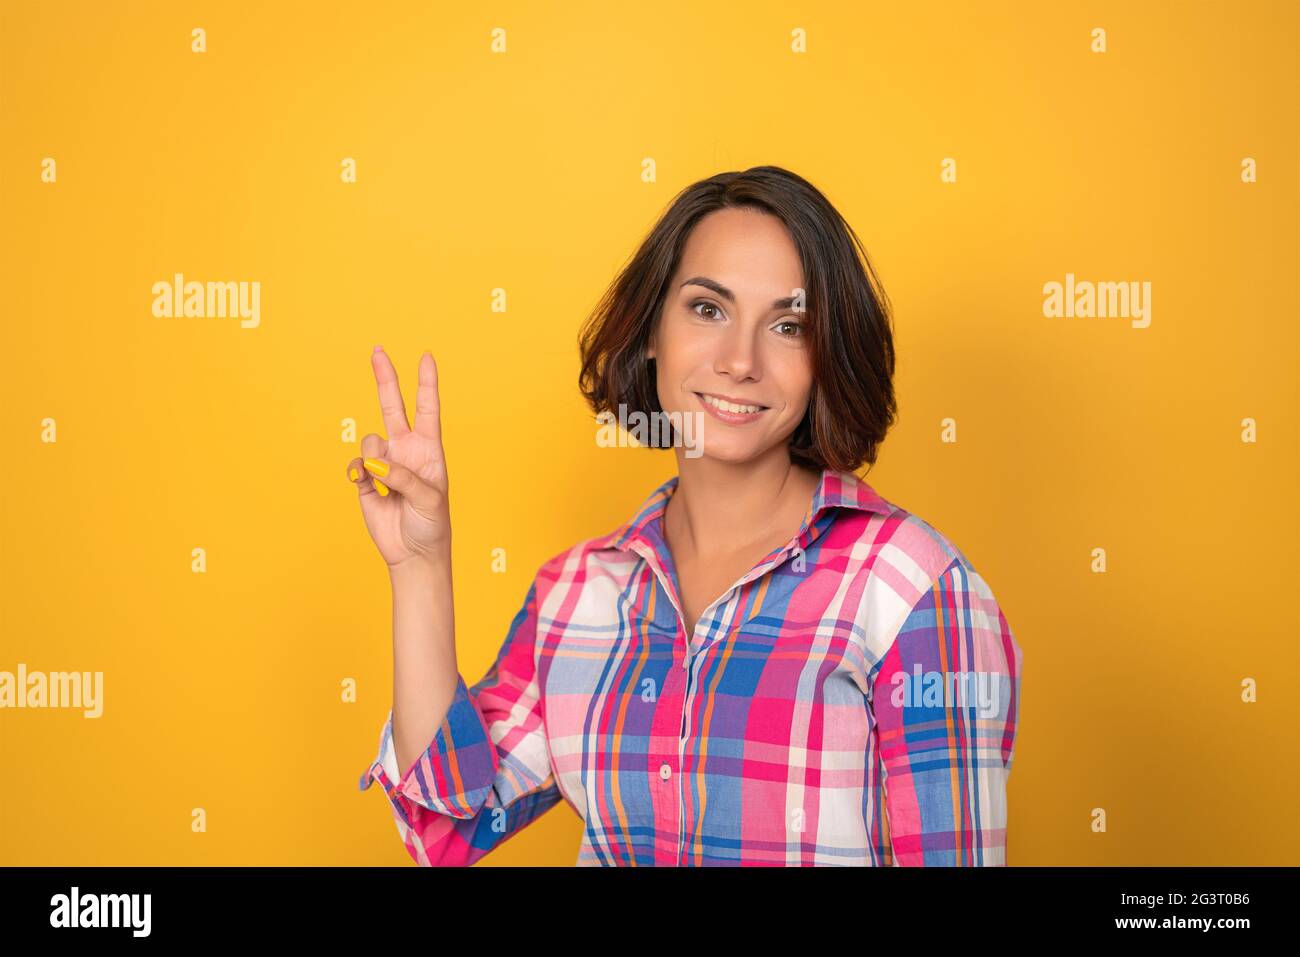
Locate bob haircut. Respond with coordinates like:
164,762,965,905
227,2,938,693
577,165,897,474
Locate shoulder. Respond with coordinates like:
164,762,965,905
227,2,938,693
831,491,983,594
828,493,1012,650
533,530,629,578
523,530,639,612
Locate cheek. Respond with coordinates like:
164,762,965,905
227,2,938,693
658,330,714,374
770,354,813,409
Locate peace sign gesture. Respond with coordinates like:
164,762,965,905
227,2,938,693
346,347,452,569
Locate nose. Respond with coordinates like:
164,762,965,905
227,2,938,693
713,323,760,382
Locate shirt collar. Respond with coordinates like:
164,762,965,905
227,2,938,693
601,466,895,555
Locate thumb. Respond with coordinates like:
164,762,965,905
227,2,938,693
361,457,440,512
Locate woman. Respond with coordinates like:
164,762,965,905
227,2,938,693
351,166,1023,866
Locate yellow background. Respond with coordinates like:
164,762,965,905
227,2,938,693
1,0,1296,865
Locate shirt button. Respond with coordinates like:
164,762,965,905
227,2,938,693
659,763,672,780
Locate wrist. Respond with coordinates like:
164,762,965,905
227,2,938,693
388,550,450,586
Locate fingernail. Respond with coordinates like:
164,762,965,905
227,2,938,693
348,466,359,482
363,457,389,478
374,345,383,353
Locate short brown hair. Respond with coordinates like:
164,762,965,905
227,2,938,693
577,166,897,473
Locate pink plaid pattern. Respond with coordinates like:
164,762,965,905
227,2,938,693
360,467,1023,866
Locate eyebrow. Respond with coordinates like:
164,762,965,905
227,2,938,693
680,276,800,310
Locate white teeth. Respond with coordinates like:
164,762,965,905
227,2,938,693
700,394,763,414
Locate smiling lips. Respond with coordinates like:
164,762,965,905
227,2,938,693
694,391,768,423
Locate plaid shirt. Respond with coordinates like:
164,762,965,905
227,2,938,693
359,467,1022,866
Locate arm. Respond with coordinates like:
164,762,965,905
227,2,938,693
390,553,460,788
868,557,1022,865
359,574,563,866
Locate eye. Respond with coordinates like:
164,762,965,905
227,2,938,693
690,299,724,321
773,318,804,338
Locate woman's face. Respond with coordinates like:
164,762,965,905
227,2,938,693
646,207,813,466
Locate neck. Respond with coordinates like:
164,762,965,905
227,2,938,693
664,447,821,557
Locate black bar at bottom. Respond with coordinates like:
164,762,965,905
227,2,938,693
0,865,1286,941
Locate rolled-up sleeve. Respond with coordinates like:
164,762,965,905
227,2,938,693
358,578,564,865
869,557,1023,866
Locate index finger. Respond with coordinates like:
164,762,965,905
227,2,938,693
371,346,410,438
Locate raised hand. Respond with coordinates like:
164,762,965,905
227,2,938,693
346,347,451,569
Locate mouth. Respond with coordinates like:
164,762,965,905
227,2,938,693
693,392,769,424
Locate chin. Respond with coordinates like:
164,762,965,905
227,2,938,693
688,443,768,465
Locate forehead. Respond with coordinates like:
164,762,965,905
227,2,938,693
675,208,805,294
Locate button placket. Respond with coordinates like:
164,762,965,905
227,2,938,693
630,536,804,865
615,488,829,864
627,543,689,864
